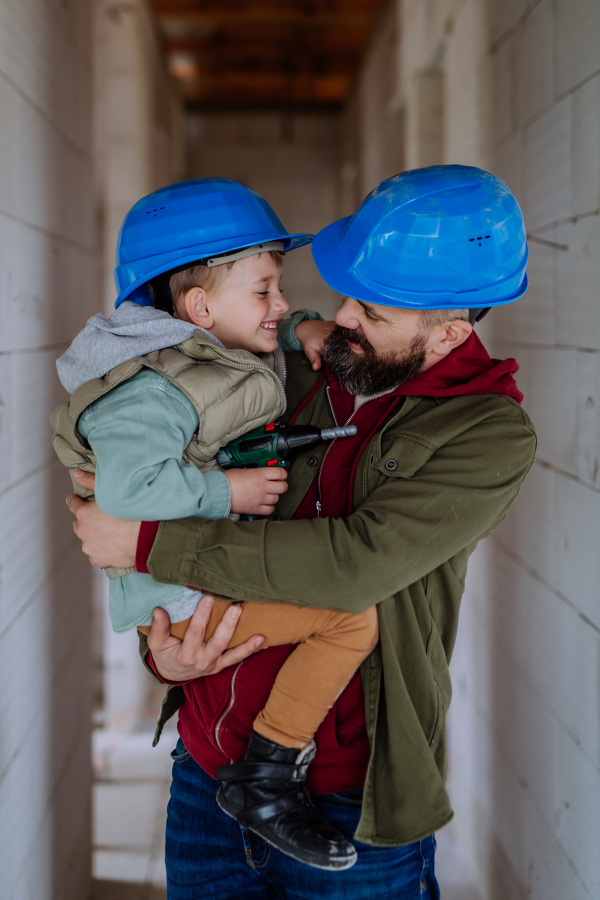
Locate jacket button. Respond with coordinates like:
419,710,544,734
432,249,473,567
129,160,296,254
271,514,282,521
307,456,318,467
385,459,398,471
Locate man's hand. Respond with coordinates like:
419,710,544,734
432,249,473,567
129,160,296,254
67,470,139,568
148,596,265,682
225,466,288,515
295,319,335,371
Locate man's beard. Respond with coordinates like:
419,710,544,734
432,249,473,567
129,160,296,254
321,325,427,395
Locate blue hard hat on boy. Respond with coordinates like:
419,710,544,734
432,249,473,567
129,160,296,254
114,178,314,308
311,164,528,312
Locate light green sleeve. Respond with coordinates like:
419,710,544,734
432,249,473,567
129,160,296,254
277,308,325,352
78,368,231,521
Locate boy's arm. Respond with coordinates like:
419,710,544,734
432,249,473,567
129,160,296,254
78,370,231,522
278,309,333,371
277,309,324,352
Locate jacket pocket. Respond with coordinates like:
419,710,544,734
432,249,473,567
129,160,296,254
428,682,444,749
425,621,451,748
374,434,437,479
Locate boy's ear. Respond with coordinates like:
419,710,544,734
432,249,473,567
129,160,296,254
183,287,213,328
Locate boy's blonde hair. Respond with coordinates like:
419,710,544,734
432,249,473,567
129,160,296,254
169,249,283,308
148,249,283,315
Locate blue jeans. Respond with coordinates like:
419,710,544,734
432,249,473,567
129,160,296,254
166,739,440,900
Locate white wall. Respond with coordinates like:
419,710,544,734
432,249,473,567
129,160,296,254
0,1,95,897
186,111,342,320
93,0,185,736
393,1,600,898
340,0,405,216
94,0,185,315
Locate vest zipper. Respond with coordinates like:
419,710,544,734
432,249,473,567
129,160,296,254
214,660,244,752
206,347,287,415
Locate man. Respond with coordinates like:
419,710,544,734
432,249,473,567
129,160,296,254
68,165,536,899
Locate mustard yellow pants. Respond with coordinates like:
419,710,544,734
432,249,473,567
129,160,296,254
140,599,379,749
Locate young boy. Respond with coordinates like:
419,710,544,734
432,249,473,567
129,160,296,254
51,178,378,871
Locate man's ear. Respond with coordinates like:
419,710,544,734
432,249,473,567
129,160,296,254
183,287,213,328
428,319,473,360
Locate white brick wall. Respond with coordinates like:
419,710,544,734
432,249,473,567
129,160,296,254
92,0,184,735
341,1,404,212
94,0,184,315
0,1,95,898
350,1,600,896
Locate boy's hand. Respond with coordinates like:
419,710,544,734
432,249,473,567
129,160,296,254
295,319,335,371
225,466,288,515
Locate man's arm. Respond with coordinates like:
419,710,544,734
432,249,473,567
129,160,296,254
142,406,536,613
68,403,536,613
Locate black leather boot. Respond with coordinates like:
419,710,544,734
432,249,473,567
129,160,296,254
216,730,357,871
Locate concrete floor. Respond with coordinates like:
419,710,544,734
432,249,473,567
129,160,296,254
91,731,480,900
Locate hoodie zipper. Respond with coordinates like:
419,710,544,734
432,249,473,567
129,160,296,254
214,660,244,752
316,387,362,517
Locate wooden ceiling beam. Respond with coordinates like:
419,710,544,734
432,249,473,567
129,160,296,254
166,56,356,78
181,75,350,105
152,0,386,107
153,0,382,22
161,26,368,43
164,37,363,59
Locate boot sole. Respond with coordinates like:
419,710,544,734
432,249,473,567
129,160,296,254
216,786,358,871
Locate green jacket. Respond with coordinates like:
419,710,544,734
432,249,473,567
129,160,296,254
140,352,537,846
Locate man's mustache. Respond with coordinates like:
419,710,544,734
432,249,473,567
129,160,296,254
332,326,375,355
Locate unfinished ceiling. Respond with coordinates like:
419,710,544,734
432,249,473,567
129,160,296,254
153,0,387,109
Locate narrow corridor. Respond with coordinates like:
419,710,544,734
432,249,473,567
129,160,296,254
2,1,599,897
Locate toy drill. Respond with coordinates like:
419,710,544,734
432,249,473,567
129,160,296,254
216,422,358,470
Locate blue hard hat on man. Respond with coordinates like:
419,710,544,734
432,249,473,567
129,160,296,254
312,165,528,320
114,177,314,308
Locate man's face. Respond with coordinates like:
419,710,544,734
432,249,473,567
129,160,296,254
322,297,430,395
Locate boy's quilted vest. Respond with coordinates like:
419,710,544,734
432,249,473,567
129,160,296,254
50,331,286,574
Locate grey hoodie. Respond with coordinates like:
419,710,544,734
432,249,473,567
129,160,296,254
56,300,224,393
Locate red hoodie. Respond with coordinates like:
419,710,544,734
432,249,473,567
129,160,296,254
142,332,522,792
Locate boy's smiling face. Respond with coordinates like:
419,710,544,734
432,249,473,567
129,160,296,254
175,252,289,354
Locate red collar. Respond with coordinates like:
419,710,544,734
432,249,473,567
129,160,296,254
324,331,523,405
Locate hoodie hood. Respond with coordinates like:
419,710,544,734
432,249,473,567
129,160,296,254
323,330,523,418
390,331,523,403
56,301,224,393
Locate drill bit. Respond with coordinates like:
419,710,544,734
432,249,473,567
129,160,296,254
320,426,358,440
